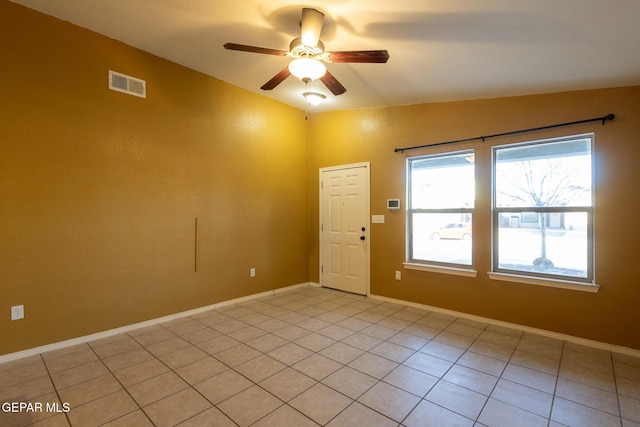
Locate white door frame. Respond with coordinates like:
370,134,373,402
319,162,371,296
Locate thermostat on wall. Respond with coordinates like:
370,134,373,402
387,199,400,210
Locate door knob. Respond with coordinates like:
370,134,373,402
360,235,366,241
361,227,366,232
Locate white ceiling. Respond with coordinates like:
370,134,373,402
11,0,640,112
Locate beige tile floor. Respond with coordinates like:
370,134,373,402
1,286,639,426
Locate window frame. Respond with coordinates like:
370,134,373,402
406,149,475,270
491,134,595,284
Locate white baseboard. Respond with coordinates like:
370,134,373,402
0,282,312,365
370,294,640,358
3,283,637,364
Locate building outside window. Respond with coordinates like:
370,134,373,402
492,134,594,282
407,150,475,267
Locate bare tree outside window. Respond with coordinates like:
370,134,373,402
497,158,588,270
493,136,593,281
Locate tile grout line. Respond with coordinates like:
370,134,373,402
549,340,566,427
88,336,160,426
39,353,73,426
610,351,624,426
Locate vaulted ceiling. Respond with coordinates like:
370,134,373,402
11,0,640,112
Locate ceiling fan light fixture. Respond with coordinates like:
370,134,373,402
288,57,326,82
303,91,326,106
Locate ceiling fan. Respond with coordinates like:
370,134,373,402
224,7,389,96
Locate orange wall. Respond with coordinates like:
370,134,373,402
0,2,310,355
308,86,640,349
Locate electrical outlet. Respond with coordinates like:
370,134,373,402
11,305,24,321
395,271,401,281
250,268,256,277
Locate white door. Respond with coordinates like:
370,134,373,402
320,163,369,295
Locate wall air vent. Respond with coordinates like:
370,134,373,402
108,70,146,98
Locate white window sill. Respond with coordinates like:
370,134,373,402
404,262,477,278
488,272,600,293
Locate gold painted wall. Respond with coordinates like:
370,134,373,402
308,86,640,349
0,2,309,355
2,0,638,356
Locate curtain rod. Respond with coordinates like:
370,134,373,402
393,113,615,153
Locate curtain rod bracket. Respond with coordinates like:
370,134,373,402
602,113,615,125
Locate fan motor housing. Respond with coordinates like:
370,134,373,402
290,37,325,58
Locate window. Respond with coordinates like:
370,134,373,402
407,150,475,267
492,135,593,282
